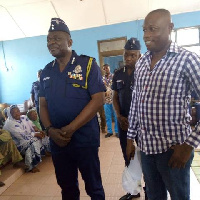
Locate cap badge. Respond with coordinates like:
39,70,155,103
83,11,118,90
55,19,60,24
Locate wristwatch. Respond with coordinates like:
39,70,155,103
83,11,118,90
45,125,53,136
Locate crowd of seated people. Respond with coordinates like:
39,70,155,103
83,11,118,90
0,104,51,187
27,109,50,154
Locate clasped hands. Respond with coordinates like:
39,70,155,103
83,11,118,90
48,125,74,147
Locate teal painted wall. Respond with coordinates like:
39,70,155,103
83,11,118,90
0,10,200,104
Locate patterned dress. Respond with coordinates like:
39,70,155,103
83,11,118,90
3,115,45,171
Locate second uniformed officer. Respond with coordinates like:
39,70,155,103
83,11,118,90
30,69,42,113
112,38,141,200
39,18,105,200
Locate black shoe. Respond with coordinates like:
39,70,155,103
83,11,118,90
115,133,119,138
105,133,113,138
0,181,5,187
127,193,140,199
119,193,140,200
119,193,130,200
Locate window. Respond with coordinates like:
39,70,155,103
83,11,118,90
171,26,200,55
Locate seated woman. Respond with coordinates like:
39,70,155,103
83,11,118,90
0,129,24,187
27,109,50,153
3,105,46,173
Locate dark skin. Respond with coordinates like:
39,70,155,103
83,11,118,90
27,110,45,139
40,31,105,147
126,10,193,168
11,107,21,120
113,50,140,132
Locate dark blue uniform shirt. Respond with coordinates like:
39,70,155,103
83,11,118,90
39,51,105,148
31,81,40,108
112,66,134,117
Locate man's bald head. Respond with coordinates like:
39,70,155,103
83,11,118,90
143,9,174,54
147,9,172,23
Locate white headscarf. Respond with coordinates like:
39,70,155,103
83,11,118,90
7,105,18,121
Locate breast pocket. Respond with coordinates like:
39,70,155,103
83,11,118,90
116,80,124,90
66,78,89,99
43,79,52,100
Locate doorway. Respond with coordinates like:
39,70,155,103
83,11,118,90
98,37,127,74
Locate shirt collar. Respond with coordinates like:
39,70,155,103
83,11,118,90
52,50,78,67
145,42,180,57
166,42,180,55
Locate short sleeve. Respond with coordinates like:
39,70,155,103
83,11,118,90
112,72,118,91
39,70,45,98
30,83,34,94
87,60,106,96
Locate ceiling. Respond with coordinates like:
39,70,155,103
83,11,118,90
0,0,200,41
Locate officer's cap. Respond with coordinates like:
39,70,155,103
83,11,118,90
49,18,70,35
124,38,141,50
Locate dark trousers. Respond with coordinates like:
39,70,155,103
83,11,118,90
51,146,105,200
98,106,106,131
118,124,128,165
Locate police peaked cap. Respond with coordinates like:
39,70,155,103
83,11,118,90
124,37,141,50
49,18,71,35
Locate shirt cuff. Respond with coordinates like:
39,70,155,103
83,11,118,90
127,129,137,140
185,131,200,148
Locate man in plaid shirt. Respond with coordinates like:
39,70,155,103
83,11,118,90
127,9,200,200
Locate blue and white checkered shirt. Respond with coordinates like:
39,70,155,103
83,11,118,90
127,42,200,155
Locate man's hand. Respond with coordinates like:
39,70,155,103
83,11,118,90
126,139,136,166
118,115,129,131
168,143,193,169
48,128,70,147
61,124,75,143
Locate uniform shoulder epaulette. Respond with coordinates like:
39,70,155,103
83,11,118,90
80,54,96,60
114,67,123,74
44,60,55,70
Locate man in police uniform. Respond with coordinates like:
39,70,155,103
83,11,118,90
112,38,141,200
39,18,105,200
31,69,42,113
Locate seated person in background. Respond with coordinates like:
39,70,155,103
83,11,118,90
0,110,5,129
27,109,42,131
0,129,24,187
2,107,8,121
3,105,46,173
27,109,50,153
